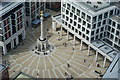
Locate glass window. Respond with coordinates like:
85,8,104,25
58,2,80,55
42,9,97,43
117,24,120,30
67,3,70,10
72,6,75,13
77,9,80,16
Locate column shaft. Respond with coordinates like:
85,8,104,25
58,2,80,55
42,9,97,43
87,45,90,56
3,45,7,55
80,40,83,51
103,57,107,67
67,30,69,40
95,51,98,62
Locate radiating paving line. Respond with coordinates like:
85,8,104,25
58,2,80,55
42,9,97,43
61,65,70,76
53,68,58,78
28,56,37,68
69,59,87,69
37,56,41,69
70,57,89,68
69,61,84,72
48,70,51,79
47,56,55,68
9,65,22,77
21,54,33,65
53,53,68,62
56,67,65,78
44,57,47,70
9,63,19,71
27,36,35,42
51,55,62,65
63,63,80,76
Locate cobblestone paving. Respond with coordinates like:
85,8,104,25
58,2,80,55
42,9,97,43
1,9,110,79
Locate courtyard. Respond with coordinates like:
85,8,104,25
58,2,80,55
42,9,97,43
1,10,110,79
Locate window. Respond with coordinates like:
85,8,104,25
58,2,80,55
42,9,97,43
83,34,85,38
79,31,81,35
91,31,94,35
87,15,91,22
98,14,102,21
66,10,69,15
112,21,116,27
111,28,115,33
98,22,101,27
82,27,85,32
77,9,80,16
101,27,104,32
66,16,69,21
78,24,81,29
70,19,73,23
72,26,74,31
86,36,89,41
93,16,97,23
92,24,96,29
75,29,78,33
110,34,114,40
62,14,65,18
65,22,67,26
74,21,76,26
116,31,120,36
110,10,113,15
83,20,86,26
103,20,106,25
108,26,111,31
117,24,120,30
115,37,118,43
67,3,70,10
91,37,94,41
81,12,85,19
74,15,77,20
70,12,73,17
68,24,71,28
100,33,103,38
78,18,81,23
96,29,99,34
104,12,108,18
87,23,91,29
62,7,65,12
86,30,89,35
109,19,112,25
72,6,75,13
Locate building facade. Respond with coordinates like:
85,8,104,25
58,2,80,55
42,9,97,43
25,1,46,28
61,0,120,50
0,2,25,55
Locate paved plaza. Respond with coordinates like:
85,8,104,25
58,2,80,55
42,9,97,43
1,10,110,79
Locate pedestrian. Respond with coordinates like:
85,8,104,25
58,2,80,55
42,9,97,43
37,73,39,75
84,59,86,63
65,72,67,76
67,63,70,68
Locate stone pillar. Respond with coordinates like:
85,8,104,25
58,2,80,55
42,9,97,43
80,40,83,51
73,35,76,46
11,40,14,49
67,30,69,40
60,26,63,36
16,37,19,45
103,57,107,68
95,51,98,62
22,30,26,40
3,44,7,55
52,20,56,31
87,45,90,56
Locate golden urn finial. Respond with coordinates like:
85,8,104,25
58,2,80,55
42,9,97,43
40,11,43,16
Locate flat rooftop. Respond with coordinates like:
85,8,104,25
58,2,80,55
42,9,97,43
110,15,120,23
72,0,116,16
0,2,13,11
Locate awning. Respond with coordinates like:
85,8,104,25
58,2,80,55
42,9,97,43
43,13,50,18
32,19,41,25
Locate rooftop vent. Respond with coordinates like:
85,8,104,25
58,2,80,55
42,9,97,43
94,5,98,9
104,47,108,50
86,1,91,4
113,53,117,56
97,1,102,4
96,41,101,44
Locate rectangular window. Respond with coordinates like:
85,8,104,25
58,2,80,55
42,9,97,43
72,6,75,13
67,3,70,10
77,9,80,16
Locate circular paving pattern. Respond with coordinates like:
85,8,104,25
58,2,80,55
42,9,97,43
2,12,108,79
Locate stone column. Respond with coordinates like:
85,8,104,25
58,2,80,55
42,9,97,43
16,37,19,45
60,26,63,36
67,30,69,40
87,45,90,56
73,35,76,46
80,40,83,51
95,51,98,62
11,40,14,49
103,57,107,68
52,20,56,31
3,44,7,55
22,30,26,40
